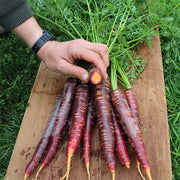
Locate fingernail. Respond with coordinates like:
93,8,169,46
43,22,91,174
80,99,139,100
82,74,89,82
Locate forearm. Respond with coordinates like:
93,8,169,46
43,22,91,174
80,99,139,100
11,16,43,48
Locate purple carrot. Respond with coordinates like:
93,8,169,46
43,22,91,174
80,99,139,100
34,77,77,179
125,89,141,130
24,89,63,180
83,97,96,180
110,104,130,168
61,82,89,180
111,89,152,180
92,79,116,180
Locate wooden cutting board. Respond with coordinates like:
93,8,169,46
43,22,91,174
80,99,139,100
5,35,172,180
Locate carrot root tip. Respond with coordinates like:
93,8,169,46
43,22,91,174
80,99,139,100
111,171,115,180
60,157,71,180
35,165,44,180
145,168,152,180
137,160,145,180
86,163,91,180
125,162,130,169
24,173,28,180
60,172,68,180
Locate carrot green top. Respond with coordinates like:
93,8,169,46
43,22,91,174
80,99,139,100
110,58,132,91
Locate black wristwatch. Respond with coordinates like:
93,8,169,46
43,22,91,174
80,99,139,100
31,31,55,55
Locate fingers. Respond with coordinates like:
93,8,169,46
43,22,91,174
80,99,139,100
69,39,109,78
57,60,89,82
77,39,109,67
37,39,109,81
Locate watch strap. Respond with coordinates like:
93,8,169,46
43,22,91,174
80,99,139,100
31,31,55,55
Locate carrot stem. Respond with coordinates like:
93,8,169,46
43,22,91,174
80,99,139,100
85,0,97,42
117,63,131,90
110,59,118,91
108,6,131,54
35,13,76,40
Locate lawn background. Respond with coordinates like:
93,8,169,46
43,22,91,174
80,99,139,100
0,0,179,179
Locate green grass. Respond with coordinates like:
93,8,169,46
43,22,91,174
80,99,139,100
0,0,180,179
149,1,180,179
0,34,40,178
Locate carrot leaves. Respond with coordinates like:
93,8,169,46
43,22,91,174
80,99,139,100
28,0,158,84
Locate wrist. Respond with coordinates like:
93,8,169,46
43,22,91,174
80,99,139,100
31,31,55,55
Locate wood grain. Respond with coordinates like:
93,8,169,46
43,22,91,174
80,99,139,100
5,35,172,180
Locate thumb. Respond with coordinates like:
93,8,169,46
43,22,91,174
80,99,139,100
62,62,89,82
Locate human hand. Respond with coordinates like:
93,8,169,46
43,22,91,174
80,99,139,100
37,39,109,82
10,17,108,82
